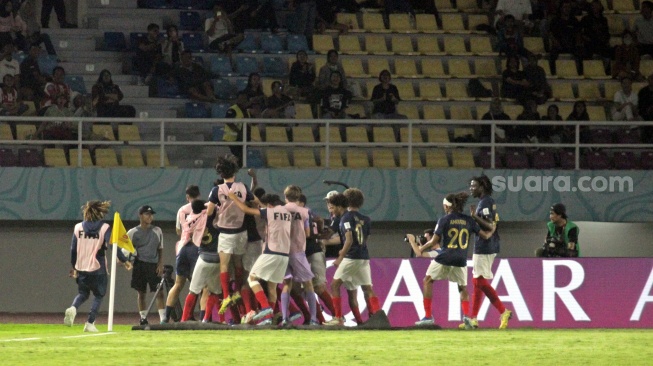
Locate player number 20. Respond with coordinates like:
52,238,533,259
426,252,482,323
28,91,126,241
446,228,469,249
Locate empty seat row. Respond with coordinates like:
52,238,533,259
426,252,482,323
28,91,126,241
331,12,489,35
0,124,141,142
46,148,170,168
549,80,650,101
478,149,653,170
329,57,500,79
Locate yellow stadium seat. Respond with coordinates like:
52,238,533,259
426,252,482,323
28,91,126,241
346,149,370,168
450,105,473,120
362,13,389,32
443,38,469,55
345,126,369,143
293,148,317,168
435,0,456,12
555,60,581,79
319,126,342,142
372,149,397,168
578,82,603,100
604,82,621,100
294,103,314,120
292,126,315,143
453,127,476,140
441,14,467,33
314,57,326,74
373,126,396,143
426,126,450,142
365,79,378,99
451,149,476,168
146,148,171,167
420,59,448,78
0,123,12,140
523,37,546,54
502,104,523,120
476,104,489,119
467,14,489,31
445,81,473,100
389,13,414,32
423,105,446,120
538,59,554,78
16,124,36,140
457,0,480,12
447,59,472,77
92,124,116,140
396,104,420,120
416,37,443,55
587,106,607,121
394,59,421,79
474,59,499,77
606,15,625,35
265,126,288,142
368,59,391,78
266,150,290,168
95,148,119,168
121,148,145,167
583,60,610,79
262,78,275,97
415,14,439,33
338,35,365,55
640,60,653,77
612,0,636,13
419,80,444,100
551,82,577,101
392,35,418,55
69,148,93,167
313,35,335,54
365,34,392,55
395,80,419,100
345,103,367,118
320,148,344,168
118,125,140,141
22,101,36,116
249,126,262,142
425,149,450,168
558,104,573,119
336,13,360,31
399,150,423,168
399,126,423,142
470,37,497,55
44,148,68,167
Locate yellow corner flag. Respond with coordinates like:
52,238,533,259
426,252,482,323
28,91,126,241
110,212,135,254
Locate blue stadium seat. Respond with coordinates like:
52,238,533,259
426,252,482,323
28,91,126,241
209,56,234,76
286,34,311,54
172,0,193,9
12,52,27,64
212,126,224,141
235,78,248,93
65,76,87,94
182,33,205,52
18,148,43,167
37,55,58,76
234,56,259,76
211,103,231,118
185,102,209,118
246,149,265,168
0,148,18,167
179,11,202,31
260,34,285,53
103,32,127,51
130,32,147,51
262,57,286,77
140,0,170,8
237,33,260,53
212,79,235,99
156,77,182,98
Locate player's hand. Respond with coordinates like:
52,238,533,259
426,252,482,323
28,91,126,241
248,168,256,177
156,263,164,276
227,191,237,200
333,257,342,268
469,205,477,216
69,269,78,279
124,262,133,271
405,233,415,244
567,242,575,250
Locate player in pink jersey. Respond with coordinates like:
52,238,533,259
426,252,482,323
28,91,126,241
206,154,255,315
228,192,292,325
280,185,319,326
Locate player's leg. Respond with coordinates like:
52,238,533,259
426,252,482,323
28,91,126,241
83,273,106,332
182,257,205,321
280,278,293,323
66,272,89,326
357,260,380,316
309,252,335,318
416,275,435,325
325,278,345,325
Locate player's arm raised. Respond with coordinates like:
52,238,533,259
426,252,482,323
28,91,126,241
227,191,260,216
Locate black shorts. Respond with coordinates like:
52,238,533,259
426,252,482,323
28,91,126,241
131,260,161,293
77,272,107,298
176,242,199,278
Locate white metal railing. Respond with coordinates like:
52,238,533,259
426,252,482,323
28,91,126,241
1,116,652,169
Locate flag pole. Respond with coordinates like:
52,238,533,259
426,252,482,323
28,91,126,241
108,241,118,332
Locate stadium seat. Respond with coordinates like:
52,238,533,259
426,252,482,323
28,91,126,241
587,106,607,121
157,77,182,98
0,148,17,166
0,122,12,140
419,81,444,101
394,80,418,100
346,149,370,168
589,128,613,144
477,149,503,168
435,0,456,12
262,57,286,77
185,102,209,118
69,149,93,167
37,55,58,76
211,103,230,118
249,126,262,142
583,60,610,79
179,11,201,31
583,150,611,169
416,37,443,55
447,59,472,77
424,149,450,168
294,103,314,119
118,125,141,141
365,35,392,55
234,56,259,76
16,124,36,140
474,59,499,77
362,13,389,32
441,14,466,33
373,126,396,143
392,36,417,55
399,126,423,143
457,0,479,12
450,106,473,120
342,59,369,78
339,35,365,55
531,149,557,169
372,149,397,168
451,149,476,168
320,148,344,168
265,150,291,168
17,148,42,167
389,13,414,32
120,148,145,167
467,14,489,31
345,103,367,118
396,104,420,120
423,105,446,120
246,149,264,168
420,59,447,78
504,150,530,169
44,148,68,167
146,148,171,167
103,31,126,51
181,33,204,52
91,125,115,141
212,79,235,100
425,126,449,142
237,33,259,53
640,151,653,169
443,38,468,55
523,37,546,54
612,0,636,13
551,82,576,101
65,76,87,94
292,126,315,142
615,128,640,144
415,14,438,33
234,78,248,93
555,60,581,79
287,34,310,53
265,126,289,142
94,148,119,168
319,126,342,142
578,81,603,101
470,37,496,56
129,32,146,51
345,126,369,143
336,13,361,31
368,59,391,79
209,56,234,76
613,151,639,169
399,150,423,168
293,148,317,168
445,81,473,100
260,34,285,53
502,104,523,120
606,15,625,35
312,35,335,54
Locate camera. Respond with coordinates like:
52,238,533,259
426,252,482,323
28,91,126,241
162,264,175,288
537,237,577,257
404,234,428,245
216,11,222,16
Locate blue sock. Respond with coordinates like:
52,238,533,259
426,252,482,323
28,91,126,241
281,292,290,321
305,291,317,322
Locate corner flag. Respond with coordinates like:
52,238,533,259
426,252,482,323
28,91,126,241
110,212,135,253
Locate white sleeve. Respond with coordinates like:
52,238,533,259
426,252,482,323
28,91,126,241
155,227,164,249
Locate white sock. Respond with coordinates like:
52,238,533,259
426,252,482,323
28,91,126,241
158,309,166,322
139,310,147,319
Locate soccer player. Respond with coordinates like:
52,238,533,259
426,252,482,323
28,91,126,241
128,205,165,325
415,192,495,327
163,198,205,323
464,175,513,330
64,200,121,332
281,185,318,326
206,154,254,314
325,188,382,326
227,192,292,325
240,170,266,320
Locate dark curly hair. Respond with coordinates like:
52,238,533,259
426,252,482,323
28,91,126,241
471,174,493,195
215,154,240,179
445,192,470,213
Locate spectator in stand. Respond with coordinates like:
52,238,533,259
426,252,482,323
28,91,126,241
637,74,653,143
514,99,541,143
0,0,18,49
316,0,353,34
384,0,415,17
0,42,19,84
134,23,163,86
41,0,76,29
162,25,184,70
523,53,551,104
319,70,351,119
0,74,28,116
494,0,533,26
567,100,589,142
288,50,316,100
34,93,74,140
241,72,266,109
289,0,317,48
173,50,217,103
17,0,56,55
317,49,347,90
206,5,244,54
370,70,407,120
634,1,653,58
481,98,511,142
40,65,88,118
540,104,567,143
611,77,641,121
19,43,45,103
262,80,295,119
91,69,136,118
612,31,643,81
580,0,611,75
497,15,529,59
224,91,259,166
245,0,279,33
501,56,529,102
548,0,583,76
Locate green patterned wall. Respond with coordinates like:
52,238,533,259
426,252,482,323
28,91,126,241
0,167,649,222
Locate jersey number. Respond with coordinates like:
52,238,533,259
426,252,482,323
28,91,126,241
446,228,469,249
355,222,365,246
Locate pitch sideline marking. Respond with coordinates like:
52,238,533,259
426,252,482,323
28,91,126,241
2,332,117,342
0,337,41,342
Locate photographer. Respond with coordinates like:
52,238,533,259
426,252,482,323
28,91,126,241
536,203,580,258
406,229,435,258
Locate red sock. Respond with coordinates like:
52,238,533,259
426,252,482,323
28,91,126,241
364,296,372,316
316,304,326,324
254,289,270,309
234,266,244,290
478,278,506,314
182,293,198,321
241,288,253,313
318,290,335,315
332,296,342,318
351,306,363,324
204,294,218,322
290,292,310,320
461,300,470,317
471,278,484,318
220,272,230,299
369,296,380,314
423,298,432,318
